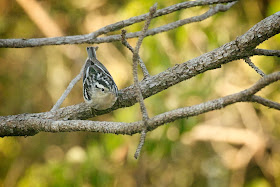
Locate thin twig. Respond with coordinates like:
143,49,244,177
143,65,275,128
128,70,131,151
253,49,280,57
134,4,157,54
133,3,157,159
134,129,147,158
244,57,265,77
51,64,85,111
121,30,150,78
121,30,134,53
250,95,280,110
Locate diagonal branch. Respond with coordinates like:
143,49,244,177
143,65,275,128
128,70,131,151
72,2,237,45
40,11,280,121
132,3,157,159
77,2,239,46
93,2,237,44
1,72,280,137
244,57,265,77
250,95,280,110
253,49,280,57
0,11,277,123
51,63,85,111
0,0,237,48
121,30,150,78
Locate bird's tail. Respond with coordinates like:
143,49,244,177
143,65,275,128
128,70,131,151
86,46,98,59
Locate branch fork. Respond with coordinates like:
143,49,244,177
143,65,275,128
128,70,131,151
0,1,280,164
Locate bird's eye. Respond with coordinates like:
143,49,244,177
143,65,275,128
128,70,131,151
95,85,98,88
101,88,105,92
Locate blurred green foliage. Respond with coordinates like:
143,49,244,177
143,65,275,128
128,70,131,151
0,0,280,186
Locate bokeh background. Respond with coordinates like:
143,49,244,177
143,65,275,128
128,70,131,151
1,0,280,186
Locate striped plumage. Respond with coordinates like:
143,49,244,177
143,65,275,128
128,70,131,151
83,47,118,110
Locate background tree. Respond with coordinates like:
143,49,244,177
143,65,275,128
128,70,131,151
0,0,280,186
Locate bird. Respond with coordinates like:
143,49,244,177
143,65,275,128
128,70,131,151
83,46,118,110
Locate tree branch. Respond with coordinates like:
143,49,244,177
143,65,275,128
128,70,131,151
0,0,237,48
66,2,238,45
50,63,85,111
0,11,278,124
244,57,265,77
1,72,280,137
40,11,280,121
253,49,280,57
132,3,157,159
250,95,280,110
121,30,150,78
0,2,280,139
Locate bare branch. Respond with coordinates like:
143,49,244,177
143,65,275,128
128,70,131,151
0,11,275,123
132,3,157,159
1,9,280,138
253,49,280,57
51,64,85,111
39,11,280,121
244,57,265,77
121,30,150,78
0,0,237,48
121,30,134,53
134,3,157,55
1,72,280,137
250,95,280,110
134,129,147,159
74,2,238,45
147,72,280,128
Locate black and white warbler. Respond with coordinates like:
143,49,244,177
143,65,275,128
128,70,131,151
83,47,118,110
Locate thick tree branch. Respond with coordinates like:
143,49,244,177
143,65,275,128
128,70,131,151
0,4,280,138
0,11,278,124
0,0,237,48
40,11,280,121
1,72,280,137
